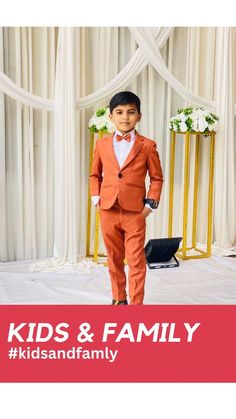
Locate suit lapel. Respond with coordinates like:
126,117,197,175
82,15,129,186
104,132,144,172
121,132,144,170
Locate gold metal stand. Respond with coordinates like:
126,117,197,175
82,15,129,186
86,131,107,264
168,131,215,260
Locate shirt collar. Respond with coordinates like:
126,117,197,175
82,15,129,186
114,129,136,141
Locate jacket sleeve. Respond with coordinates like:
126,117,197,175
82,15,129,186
89,141,103,196
146,141,164,202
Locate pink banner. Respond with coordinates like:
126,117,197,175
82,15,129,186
0,305,235,382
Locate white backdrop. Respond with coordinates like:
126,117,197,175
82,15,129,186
0,27,235,262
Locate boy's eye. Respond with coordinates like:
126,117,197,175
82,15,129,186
115,110,136,115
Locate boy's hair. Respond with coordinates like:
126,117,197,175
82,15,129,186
109,91,141,114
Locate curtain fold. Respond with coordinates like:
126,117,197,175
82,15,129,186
1,27,56,261
129,27,216,111
0,27,173,111
53,27,78,261
0,28,7,260
214,27,235,247
0,70,54,110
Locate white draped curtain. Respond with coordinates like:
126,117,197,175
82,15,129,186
0,27,235,262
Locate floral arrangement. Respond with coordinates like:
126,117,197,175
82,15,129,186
169,106,219,135
88,107,115,133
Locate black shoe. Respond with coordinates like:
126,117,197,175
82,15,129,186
112,299,128,305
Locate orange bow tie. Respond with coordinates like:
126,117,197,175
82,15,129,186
116,133,131,142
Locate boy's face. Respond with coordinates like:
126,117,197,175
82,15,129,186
109,103,141,134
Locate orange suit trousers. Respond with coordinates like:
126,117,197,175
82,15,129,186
99,199,146,305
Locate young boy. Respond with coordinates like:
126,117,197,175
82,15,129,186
90,91,163,305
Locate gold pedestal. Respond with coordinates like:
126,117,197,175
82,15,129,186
86,131,107,264
168,131,215,260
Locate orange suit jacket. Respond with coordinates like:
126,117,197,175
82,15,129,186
89,132,164,212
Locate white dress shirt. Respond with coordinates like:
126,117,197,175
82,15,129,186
91,129,154,211
113,128,136,167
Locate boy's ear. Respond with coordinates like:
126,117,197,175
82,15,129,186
138,113,142,121
109,113,113,121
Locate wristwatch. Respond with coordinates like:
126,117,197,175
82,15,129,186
144,198,159,209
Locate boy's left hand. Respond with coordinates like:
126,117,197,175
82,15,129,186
142,207,152,218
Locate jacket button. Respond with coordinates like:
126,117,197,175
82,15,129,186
118,173,123,178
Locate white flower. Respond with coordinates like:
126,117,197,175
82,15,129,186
88,116,97,127
180,122,187,132
192,120,198,131
198,117,208,132
179,114,187,122
169,106,219,137
88,107,115,133
96,118,107,130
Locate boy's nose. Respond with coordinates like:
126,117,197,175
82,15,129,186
122,114,129,120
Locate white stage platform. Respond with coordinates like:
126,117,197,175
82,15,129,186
0,255,236,304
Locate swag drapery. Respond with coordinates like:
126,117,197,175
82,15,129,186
0,27,235,262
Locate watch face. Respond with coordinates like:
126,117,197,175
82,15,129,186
150,200,158,209
145,199,159,209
